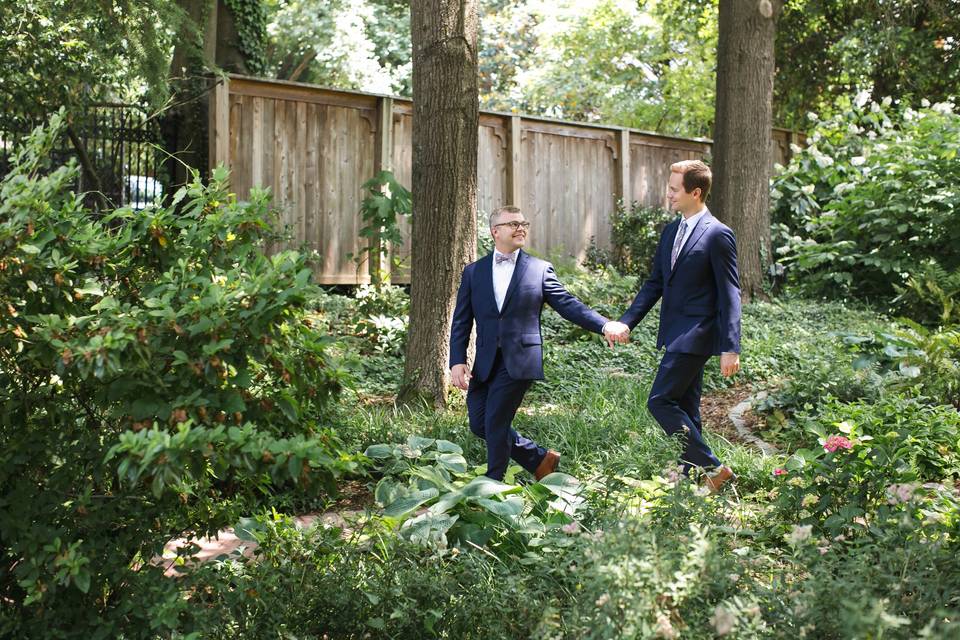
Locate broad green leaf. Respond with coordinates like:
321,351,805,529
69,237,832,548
383,488,439,519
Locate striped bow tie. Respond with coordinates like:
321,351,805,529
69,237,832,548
496,253,516,265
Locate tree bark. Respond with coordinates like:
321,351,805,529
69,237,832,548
398,0,479,408
712,0,781,302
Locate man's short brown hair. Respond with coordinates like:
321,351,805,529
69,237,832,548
490,205,522,229
670,160,712,202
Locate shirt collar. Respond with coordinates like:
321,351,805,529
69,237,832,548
680,207,708,228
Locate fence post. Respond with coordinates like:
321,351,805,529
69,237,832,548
373,96,394,284
507,115,523,208
617,128,631,210
208,76,230,176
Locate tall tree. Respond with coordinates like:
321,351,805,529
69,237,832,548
164,0,267,187
711,0,781,301
399,0,479,407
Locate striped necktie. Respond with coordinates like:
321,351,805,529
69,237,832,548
671,221,687,270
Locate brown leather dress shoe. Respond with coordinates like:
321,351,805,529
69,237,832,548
534,450,561,481
701,465,736,494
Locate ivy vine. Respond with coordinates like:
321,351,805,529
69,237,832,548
222,0,268,75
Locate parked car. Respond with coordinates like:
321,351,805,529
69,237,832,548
125,175,163,209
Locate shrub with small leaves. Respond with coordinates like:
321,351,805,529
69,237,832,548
0,113,362,638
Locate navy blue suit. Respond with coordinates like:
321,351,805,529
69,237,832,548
450,250,609,480
620,210,742,473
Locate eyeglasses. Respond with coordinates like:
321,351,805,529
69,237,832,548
494,221,531,231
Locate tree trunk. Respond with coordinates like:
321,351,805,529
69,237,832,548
164,0,253,190
398,0,479,408
712,0,781,302
164,0,219,191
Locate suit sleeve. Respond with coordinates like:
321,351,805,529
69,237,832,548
448,265,474,368
542,264,609,334
619,227,667,329
710,227,742,354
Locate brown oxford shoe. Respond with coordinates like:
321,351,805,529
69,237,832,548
534,450,561,481
701,465,736,494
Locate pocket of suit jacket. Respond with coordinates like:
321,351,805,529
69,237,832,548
521,333,542,346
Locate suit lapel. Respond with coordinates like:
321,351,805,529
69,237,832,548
668,211,712,282
477,253,498,315
500,249,528,315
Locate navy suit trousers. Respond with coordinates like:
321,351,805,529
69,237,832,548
466,349,546,480
647,351,722,474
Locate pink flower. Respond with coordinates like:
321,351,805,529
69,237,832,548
824,435,853,453
773,468,788,476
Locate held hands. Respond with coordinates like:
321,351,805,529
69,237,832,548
720,353,741,377
603,321,631,348
450,364,472,390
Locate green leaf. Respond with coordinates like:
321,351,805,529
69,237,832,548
436,453,468,473
73,570,91,594
434,440,463,454
460,476,517,498
383,488,439,519
364,444,394,458
277,395,299,422
476,496,525,517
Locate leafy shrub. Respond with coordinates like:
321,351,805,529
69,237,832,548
366,435,585,554
0,114,361,638
610,201,674,277
771,396,960,538
753,348,886,446
772,97,960,320
892,258,960,327
187,517,558,639
841,322,960,409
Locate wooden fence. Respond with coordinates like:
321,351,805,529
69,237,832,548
209,75,803,284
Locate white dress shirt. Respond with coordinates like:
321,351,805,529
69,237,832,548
492,249,518,312
493,248,618,336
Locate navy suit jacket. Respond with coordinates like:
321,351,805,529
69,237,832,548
620,210,741,355
449,250,609,381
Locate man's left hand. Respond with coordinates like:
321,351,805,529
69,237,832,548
720,353,740,377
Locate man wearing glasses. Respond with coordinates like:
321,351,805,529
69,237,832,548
449,205,630,482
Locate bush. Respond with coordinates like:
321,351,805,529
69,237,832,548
841,322,960,409
772,97,960,320
0,114,361,638
771,396,960,539
610,201,674,277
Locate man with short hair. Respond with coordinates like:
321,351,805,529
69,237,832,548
618,160,742,492
449,205,629,481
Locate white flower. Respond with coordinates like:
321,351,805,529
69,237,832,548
710,605,736,636
847,123,862,134
854,90,872,108
921,98,931,107
932,102,955,115
814,154,834,168
801,184,815,195
595,593,610,607
850,156,866,166
785,524,813,546
807,112,819,122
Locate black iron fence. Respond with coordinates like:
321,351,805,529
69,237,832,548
0,104,167,210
